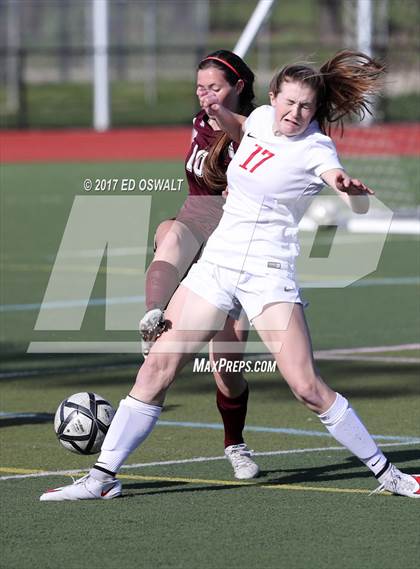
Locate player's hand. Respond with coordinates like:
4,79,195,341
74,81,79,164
335,173,374,195
201,93,221,117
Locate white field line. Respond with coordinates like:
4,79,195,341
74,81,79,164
154,421,419,443
3,413,415,443
1,344,419,379
46,246,150,259
312,343,420,364
1,275,419,313
301,276,420,288
0,295,146,313
314,355,420,364
24,342,420,357
316,344,420,354
1,440,418,482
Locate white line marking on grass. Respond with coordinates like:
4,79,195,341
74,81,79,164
352,276,420,287
0,362,140,379
0,412,51,419
24,342,420,357
316,344,420,354
46,246,150,260
1,274,419,313
1,343,419,378
0,295,145,313
313,344,420,364
314,355,420,364
0,440,418,481
156,421,419,442
302,276,420,288
0,411,417,444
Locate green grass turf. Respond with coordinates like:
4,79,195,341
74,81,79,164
2,460,420,569
0,158,419,567
1,364,420,569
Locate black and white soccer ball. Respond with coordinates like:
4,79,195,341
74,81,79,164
54,392,115,455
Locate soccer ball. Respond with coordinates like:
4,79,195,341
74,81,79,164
54,392,115,455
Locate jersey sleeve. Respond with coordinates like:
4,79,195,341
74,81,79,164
308,135,343,177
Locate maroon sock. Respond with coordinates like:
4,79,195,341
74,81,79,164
216,385,249,448
145,260,180,311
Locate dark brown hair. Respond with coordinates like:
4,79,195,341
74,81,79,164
269,50,386,134
198,50,256,193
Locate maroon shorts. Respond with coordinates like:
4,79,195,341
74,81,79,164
175,194,224,244
153,194,225,276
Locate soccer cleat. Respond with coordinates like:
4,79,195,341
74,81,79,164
39,474,122,502
225,443,260,480
370,465,420,498
139,308,165,357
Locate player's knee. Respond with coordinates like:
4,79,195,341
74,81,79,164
155,223,182,254
155,219,176,247
289,378,324,409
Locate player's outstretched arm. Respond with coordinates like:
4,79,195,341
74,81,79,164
202,93,245,143
322,169,373,214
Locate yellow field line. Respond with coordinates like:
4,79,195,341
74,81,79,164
0,468,380,496
118,473,251,486
0,467,45,474
264,483,371,494
118,473,374,495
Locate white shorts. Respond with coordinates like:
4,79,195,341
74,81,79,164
181,259,302,322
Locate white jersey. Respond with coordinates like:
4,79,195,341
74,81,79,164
200,105,342,275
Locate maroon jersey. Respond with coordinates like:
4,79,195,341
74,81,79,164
185,109,234,196
174,110,238,244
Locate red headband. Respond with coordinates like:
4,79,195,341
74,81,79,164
201,56,241,79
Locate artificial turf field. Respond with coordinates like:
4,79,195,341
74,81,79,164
1,156,419,568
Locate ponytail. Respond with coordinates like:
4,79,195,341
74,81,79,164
269,50,386,134
317,50,386,133
202,132,233,194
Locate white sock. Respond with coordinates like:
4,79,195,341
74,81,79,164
91,396,161,478
318,392,389,477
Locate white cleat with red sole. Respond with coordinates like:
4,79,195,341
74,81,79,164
371,465,420,498
40,474,122,501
